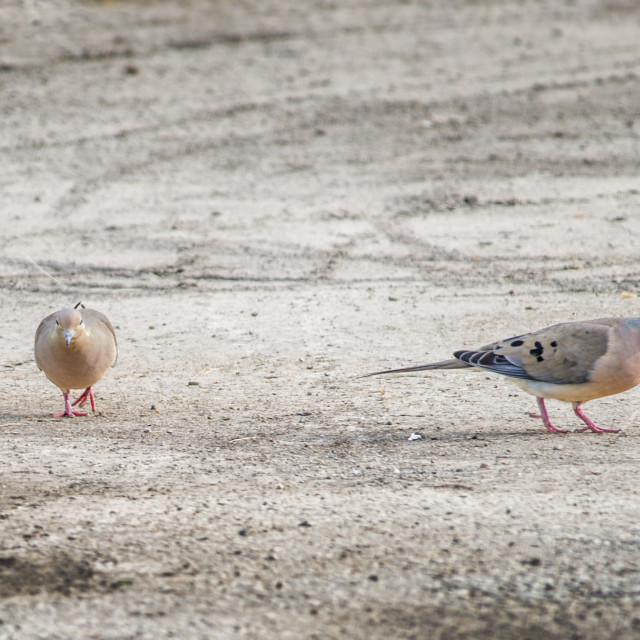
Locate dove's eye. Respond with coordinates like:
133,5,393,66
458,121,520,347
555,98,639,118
55,318,60,326
79,318,84,325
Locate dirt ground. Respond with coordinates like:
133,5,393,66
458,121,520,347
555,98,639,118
2,0,640,638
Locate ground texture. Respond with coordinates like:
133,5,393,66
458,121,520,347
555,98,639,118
2,1,640,638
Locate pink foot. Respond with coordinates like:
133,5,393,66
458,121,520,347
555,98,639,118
55,392,88,418
535,397,567,433
72,386,96,411
574,405,619,433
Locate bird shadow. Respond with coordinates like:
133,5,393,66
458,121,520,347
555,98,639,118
422,429,544,442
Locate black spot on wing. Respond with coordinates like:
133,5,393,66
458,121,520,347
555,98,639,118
509,339,524,347
529,341,544,357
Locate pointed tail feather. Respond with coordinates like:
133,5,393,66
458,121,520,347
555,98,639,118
361,358,470,378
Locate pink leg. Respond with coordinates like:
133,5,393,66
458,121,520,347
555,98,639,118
574,404,619,433
535,397,567,433
54,392,88,418
72,386,96,411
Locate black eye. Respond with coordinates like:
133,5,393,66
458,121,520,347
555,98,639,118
79,318,84,325
55,318,60,325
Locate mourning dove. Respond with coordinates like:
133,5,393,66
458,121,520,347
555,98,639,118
35,304,117,417
366,317,640,433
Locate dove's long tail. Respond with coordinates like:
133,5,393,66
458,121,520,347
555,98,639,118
361,358,471,378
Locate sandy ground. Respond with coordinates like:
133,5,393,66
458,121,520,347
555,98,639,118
2,0,640,637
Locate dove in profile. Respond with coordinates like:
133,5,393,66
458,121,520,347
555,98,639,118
365,317,640,433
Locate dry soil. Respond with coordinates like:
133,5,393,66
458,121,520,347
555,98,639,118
2,1,640,638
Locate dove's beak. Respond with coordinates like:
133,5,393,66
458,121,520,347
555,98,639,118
64,331,73,346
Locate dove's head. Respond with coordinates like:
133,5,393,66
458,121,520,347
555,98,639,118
55,309,85,347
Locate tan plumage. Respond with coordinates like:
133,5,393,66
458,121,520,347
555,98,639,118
35,305,117,417
365,317,640,433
